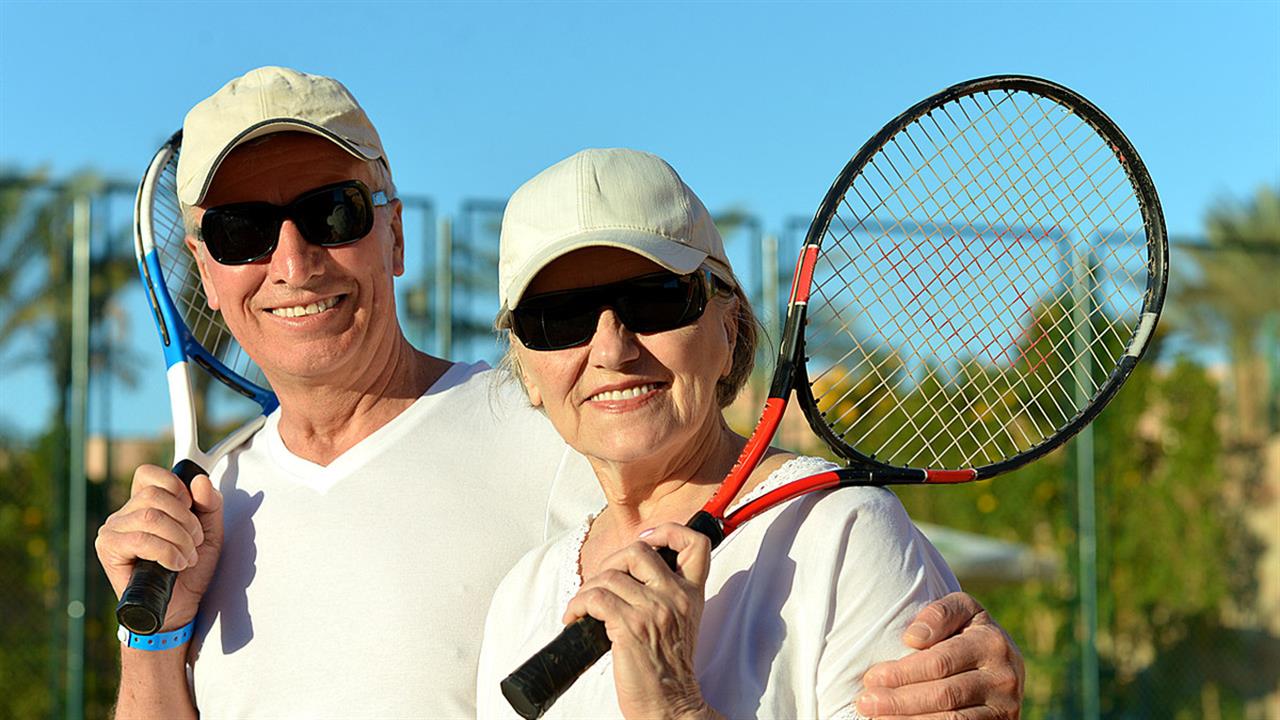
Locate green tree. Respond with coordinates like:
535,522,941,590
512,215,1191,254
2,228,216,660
1174,186,1280,478
0,171,140,718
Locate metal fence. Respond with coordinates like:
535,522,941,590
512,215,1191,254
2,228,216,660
1,177,1276,719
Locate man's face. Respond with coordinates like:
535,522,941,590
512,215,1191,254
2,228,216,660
187,133,405,389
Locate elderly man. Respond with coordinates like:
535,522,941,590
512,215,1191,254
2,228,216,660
95,66,1023,719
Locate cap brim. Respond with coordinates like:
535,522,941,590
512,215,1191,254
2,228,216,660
502,228,733,312
179,119,382,205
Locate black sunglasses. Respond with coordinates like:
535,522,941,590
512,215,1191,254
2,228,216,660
199,179,391,265
510,269,732,351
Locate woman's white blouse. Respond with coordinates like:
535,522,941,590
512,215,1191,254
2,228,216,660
476,456,960,719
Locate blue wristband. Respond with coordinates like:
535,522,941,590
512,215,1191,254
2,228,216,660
117,619,195,651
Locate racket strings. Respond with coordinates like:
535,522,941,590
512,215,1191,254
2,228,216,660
804,89,1150,469
152,155,269,391
814,136,1080,462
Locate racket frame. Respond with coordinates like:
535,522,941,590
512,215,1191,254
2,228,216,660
792,74,1168,483
117,131,277,634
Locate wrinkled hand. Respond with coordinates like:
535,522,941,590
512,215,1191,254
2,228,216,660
95,464,224,632
564,523,722,720
856,592,1024,720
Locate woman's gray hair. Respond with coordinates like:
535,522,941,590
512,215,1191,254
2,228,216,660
495,280,759,409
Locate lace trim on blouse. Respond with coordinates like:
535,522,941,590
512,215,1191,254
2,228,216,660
554,455,839,620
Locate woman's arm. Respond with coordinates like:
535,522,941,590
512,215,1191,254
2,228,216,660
803,488,966,719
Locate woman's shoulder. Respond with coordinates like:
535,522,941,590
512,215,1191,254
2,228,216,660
726,455,934,572
735,454,909,520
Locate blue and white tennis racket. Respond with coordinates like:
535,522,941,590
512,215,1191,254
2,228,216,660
115,131,278,634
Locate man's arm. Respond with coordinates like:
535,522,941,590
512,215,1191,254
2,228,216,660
115,648,197,720
96,466,223,719
855,592,1024,720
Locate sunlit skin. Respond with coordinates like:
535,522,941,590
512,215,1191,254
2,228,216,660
513,247,791,572
187,133,448,464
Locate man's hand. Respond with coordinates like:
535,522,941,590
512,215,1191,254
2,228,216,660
96,464,224,632
855,592,1024,720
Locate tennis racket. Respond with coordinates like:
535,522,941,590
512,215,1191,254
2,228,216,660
501,74,1168,717
115,131,278,634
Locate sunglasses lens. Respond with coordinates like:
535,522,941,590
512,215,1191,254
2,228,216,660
200,181,378,265
292,184,374,246
202,205,280,264
616,275,702,333
512,293,602,351
512,272,709,351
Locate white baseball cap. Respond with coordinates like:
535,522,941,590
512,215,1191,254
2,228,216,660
498,148,737,315
176,66,387,205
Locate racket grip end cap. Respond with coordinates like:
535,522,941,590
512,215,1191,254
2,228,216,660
115,560,178,635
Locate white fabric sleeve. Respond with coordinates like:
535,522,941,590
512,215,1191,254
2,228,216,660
809,488,961,719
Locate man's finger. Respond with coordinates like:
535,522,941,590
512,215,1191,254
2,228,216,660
902,592,986,649
855,670,989,717
129,463,194,500
863,632,989,688
866,708,1004,720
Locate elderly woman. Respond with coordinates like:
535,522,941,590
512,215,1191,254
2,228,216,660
476,149,968,719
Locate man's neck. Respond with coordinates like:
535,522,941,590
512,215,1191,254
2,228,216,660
269,337,452,466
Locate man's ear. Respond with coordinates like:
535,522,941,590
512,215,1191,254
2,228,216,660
185,233,220,310
390,199,405,277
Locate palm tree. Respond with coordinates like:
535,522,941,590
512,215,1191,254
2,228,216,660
1175,186,1280,447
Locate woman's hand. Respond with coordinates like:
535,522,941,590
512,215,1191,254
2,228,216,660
564,523,723,720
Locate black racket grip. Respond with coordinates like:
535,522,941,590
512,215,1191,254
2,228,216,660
500,512,724,718
115,459,206,635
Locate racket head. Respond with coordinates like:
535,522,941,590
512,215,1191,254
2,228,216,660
132,131,277,451
793,75,1167,480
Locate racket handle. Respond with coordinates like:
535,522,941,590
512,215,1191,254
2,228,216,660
499,511,724,718
115,459,206,635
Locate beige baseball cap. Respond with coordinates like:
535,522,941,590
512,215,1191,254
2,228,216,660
176,66,387,205
498,148,737,315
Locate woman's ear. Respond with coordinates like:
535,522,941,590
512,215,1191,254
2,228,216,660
720,295,740,380
515,349,543,408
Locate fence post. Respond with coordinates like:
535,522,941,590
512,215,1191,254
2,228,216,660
761,233,779,343
436,216,453,358
66,194,90,720
1071,246,1099,720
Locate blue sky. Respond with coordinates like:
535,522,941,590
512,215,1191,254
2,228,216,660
1,1,1277,437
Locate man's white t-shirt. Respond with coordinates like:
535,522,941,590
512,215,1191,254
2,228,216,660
476,456,961,720
190,362,603,718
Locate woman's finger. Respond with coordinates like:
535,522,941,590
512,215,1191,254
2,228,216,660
637,523,712,586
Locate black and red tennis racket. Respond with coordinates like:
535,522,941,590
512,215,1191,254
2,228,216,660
502,74,1167,717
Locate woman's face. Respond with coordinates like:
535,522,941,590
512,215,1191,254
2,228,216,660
514,247,738,468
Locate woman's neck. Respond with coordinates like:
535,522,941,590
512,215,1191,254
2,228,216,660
581,418,746,576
